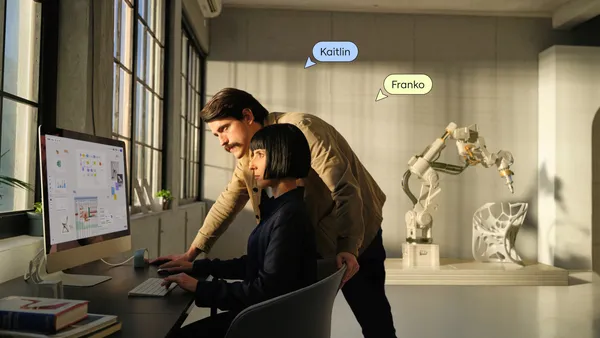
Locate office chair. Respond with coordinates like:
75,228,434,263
222,261,347,338
316,257,340,281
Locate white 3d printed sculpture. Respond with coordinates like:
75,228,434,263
472,202,528,265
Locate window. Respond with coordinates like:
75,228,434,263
113,0,165,210
0,0,42,213
180,25,203,203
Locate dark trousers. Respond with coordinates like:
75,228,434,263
341,229,397,338
167,311,236,338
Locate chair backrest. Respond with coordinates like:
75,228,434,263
316,257,339,281
224,262,347,338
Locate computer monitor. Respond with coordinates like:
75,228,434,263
38,126,132,287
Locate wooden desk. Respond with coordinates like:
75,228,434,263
0,261,195,337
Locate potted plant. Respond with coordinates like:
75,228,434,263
27,202,43,236
0,149,37,235
156,189,174,210
0,151,34,193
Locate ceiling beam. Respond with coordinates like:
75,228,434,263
552,0,600,30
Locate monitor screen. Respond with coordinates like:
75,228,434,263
39,128,130,255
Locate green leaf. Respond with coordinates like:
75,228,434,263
0,175,33,191
0,149,34,191
155,189,173,200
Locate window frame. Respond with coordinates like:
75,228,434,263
0,0,58,239
113,0,169,214
112,0,135,206
179,14,205,206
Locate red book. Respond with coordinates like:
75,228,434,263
0,296,89,334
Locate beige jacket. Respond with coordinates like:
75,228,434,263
192,112,387,258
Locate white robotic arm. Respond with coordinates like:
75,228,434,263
402,123,515,244
453,125,514,193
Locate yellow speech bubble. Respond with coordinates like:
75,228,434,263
383,74,432,95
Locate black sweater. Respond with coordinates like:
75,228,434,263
192,187,317,313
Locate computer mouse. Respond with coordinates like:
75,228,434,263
157,268,170,276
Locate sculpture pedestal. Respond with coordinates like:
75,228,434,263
402,243,440,268
386,258,569,286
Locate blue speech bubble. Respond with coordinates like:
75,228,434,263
313,41,358,62
305,41,358,68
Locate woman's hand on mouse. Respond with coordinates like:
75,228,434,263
159,260,193,273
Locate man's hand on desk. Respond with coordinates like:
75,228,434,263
158,260,194,273
161,273,198,293
149,253,189,266
150,247,202,266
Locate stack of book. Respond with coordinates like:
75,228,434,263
0,296,121,337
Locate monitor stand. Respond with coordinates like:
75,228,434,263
25,248,112,288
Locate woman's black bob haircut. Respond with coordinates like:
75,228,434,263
250,123,311,180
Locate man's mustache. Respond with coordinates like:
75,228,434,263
225,143,241,151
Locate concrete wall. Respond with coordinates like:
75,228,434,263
0,0,209,284
203,7,586,264
538,46,600,271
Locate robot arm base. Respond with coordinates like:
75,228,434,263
405,210,434,244
406,238,434,244
402,242,440,267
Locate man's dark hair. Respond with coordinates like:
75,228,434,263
200,88,269,124
250,124,311,180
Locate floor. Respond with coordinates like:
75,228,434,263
182,272,600,338
331,272,600,338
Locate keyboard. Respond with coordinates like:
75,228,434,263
128,278,177,297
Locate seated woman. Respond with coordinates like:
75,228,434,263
162,123,318,338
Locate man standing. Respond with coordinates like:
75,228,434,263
154,88,397,338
